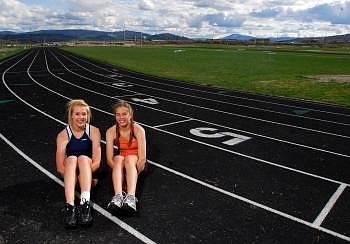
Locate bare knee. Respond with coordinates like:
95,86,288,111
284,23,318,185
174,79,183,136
113,156,125,169
124,156,137,170
77,156,92,170
64,157,78,173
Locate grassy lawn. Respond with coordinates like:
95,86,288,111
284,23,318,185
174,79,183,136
0,47,24,61
62,45,350,107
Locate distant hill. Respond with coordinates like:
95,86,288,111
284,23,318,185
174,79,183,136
147,33,190,41
328,33,350,41
1,29,349,43
221,33,350,43
0,29,188,43
222,33,255,41
291,33,350,43
269,37,295,42
0,30,73,43
0,31,17,35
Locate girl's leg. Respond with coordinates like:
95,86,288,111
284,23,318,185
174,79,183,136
107,156,126,211
77,156,93,226
112,155,125,194
124,155,138,195
64,156,78,205
77,155,92,195
122,155,139,213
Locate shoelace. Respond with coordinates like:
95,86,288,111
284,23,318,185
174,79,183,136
112,193,124,204
62,203,75,213
124,194,138,205
80,197,89,205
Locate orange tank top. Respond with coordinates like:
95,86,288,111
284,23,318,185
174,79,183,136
118,136,138,157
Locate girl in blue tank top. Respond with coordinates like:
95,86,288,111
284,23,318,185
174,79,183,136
56,99,101,228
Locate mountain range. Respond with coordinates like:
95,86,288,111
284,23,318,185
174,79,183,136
0,29,190,43
220,33,350,42
0,29,349,43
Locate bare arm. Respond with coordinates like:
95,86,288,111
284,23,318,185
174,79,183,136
90,126,101,172
105,126,116,168
135,123,147,172
56,130,68,177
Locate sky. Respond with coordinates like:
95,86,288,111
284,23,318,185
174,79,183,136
1,0,350,38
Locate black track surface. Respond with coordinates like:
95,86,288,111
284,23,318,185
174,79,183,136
1,47,350,243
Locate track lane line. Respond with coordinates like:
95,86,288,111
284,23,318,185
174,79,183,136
313,184,347,227
153,119,194,128
149,159,350,242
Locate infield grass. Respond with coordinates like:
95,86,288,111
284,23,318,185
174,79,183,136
63,45,350,107
0,48,23,61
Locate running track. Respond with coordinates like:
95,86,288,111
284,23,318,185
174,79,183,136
1,47,350,243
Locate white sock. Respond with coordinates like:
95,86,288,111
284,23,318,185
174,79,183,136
80,191,90,205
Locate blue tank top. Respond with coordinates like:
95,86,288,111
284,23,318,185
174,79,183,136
66,124,92,158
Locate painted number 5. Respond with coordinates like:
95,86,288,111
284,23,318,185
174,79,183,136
190,127,251,146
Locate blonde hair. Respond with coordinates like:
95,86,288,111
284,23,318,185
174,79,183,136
113,100,135,147
66,99,91,126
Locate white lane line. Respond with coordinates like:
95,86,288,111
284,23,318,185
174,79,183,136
54,50,350,138
154,119,194,128
48,50,350,158
0,133,156,244
117,93,144,98
149,125,349,186
148,159,350,242
59,49,350,118
0,134,64,187
313,184,347,227
3,58,350,240
26,49,349,186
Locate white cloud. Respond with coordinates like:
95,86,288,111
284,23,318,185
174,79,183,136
137,0,154,10
0,0,350,37
296,2,350,24
0,0,54,31
193,0,234,11
67,0,114,11
189,13,245,28
250,7,282,18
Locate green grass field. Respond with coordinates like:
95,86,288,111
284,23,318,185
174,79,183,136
0,47,24,61
63,45,350,107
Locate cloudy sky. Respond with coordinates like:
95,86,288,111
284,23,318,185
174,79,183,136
1,0,350,38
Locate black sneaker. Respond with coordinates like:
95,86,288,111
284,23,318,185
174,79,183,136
63,203,77,228
78,201,93,226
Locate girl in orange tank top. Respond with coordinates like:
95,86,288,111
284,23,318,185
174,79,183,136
106,101,147,214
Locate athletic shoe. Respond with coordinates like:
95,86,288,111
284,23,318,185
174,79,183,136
63,203,77,228
78,201,93,226
122,194,138,213
107,193,124,212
